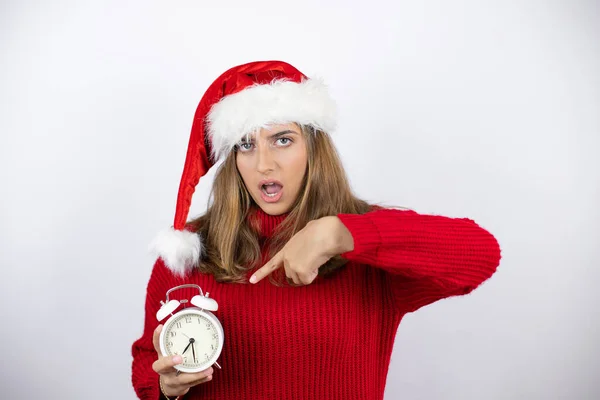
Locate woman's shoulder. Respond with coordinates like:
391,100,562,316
365,204,413,213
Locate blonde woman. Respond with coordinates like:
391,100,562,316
131,60,502,400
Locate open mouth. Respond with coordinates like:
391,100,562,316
261,182,283,197
258,180,284,203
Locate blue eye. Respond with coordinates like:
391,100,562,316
276,137,291,146
237,142,253,152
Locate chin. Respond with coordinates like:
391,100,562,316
256,202,291,216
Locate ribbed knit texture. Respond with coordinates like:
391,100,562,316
131,208,501,399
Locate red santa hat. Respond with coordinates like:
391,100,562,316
150,60,337,275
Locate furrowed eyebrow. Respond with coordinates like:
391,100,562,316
269,130,297,139
239,130,298,143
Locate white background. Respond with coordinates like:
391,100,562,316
1,1,599,399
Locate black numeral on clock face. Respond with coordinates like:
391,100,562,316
185,317,192,323
170,331,176,338
176,322,182,329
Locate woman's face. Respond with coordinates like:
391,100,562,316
235,123,308,215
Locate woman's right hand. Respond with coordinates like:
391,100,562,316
152,324,214,397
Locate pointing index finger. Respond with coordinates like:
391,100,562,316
250,251,283,284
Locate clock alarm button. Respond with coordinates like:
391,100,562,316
190,295,218,311
156,299,180,321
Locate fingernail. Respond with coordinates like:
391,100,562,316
249,275,257,284
173,355,182,364
155,324,162,332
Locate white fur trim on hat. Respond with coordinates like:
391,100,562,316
149,228,202,276
207,78,337,161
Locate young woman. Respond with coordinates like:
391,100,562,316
131,60,502,400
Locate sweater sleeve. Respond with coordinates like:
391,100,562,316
337,208,501,314
131,258,172,400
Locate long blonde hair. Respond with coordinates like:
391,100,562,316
189,125,372,284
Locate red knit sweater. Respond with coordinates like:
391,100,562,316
131,208,501,399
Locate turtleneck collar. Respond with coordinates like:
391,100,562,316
249,207,289,239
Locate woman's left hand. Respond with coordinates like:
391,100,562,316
250,216,354,285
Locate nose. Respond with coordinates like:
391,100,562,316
256,145,276,174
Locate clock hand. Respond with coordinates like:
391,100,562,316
192,340,196,363
181,332,190,339
181,339,192,355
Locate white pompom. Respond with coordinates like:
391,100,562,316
149,228,202,276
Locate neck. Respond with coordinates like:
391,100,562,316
250,207,289,239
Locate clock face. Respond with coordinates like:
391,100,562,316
160,309,223,372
